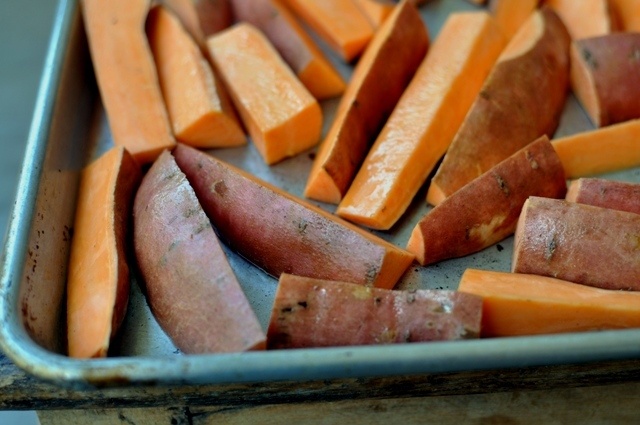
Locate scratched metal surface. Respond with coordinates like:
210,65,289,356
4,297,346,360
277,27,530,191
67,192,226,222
1,0,639,389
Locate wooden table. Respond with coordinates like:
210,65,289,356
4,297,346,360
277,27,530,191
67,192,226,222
2,352,640,424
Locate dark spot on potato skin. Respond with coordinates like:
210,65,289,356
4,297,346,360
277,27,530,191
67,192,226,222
581,47,598,69
297,301,308,308
211,180,227,197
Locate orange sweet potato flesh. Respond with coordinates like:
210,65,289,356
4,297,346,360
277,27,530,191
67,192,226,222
147,7,245,148
566,178,640,215
427,8,570,206
545,0,615,39
458,269,640,337
207,23,322,165
551,119,640,178
610,0,640,31
231,0,346,100
81,0,176,164
160,0,206,46
336,11,506,230
67,146,141,358
173,144,414,289
352,0,396,28
489,0,539,39
304,0,429,204
407,136,566,266
570,33,640,128
268,274,482,348
285,0,374,62
512,196,640,291
133,150,265,354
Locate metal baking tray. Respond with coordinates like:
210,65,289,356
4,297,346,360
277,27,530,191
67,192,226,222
1,0,640,389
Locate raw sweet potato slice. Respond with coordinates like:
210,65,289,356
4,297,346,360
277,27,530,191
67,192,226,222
173,144,415,290
489,0,539,39
207,23,322,165
512,196,640,291
231,0,346,100
458,269,640,337
570,33,640,128
133,150,265,354
352,0,396,29
427,8,570,206
407,136,566,266
67,146,141,358
268,274,482,349
304,0,429,204
545,0,615,39
147,7,245,148
81,0,176,164
336,11,506,230
610,0,640,32
285,0,374,62
551,119,640,178
566,178,640,215
160,0,206,46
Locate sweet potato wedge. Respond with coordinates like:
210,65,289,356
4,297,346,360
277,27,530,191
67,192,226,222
133,150,265,354
566,178,640,215
427,8,570,206
489,0,539,39
207,23,322,165
172,144,414,289
147,6,245,148
545,0,615,39
512,196,640,291
304,0,429,204
336,11,506,230
67,146,141,358
81,0,176,164
284,0,374,62
570,33,640,128
551,119,640,178
458,269,640,337
160,0,206,46
268,273,482,349
610,0,640,32
352,0,396,28
230,0,346,100
407,136,566,266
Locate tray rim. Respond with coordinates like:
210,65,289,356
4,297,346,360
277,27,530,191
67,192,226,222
2,0,640,389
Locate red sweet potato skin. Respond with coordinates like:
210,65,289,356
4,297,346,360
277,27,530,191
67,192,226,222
133,150,265,354
409,136,566,265
566,178,640,215
429,8,570,200
512,196,640,291
172,144,413,289
267,274,482,349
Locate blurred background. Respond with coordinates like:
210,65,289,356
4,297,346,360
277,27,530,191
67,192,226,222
1,0,57,423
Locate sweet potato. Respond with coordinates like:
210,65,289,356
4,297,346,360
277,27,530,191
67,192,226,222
207,23,322,165
173,144,414,289
610,0,640,32
458,269,640,337
551,119,640,178
268,273,482,349
544,0,615,39
570,33,640,128
336,11,506,230
304,0,429,204
147,6,245,148
230,0,346,100
81,0,176,164
352,0,396,28
160,0,206,46
512,196,640,291
407,136,566,266
566,178,640,215
194,0,234,35
67,147,141,358
489,0,539,39
133,150,265,354
284,0,374,62
427,8,570,206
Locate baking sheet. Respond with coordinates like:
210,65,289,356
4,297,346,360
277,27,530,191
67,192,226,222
1,0,640,389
